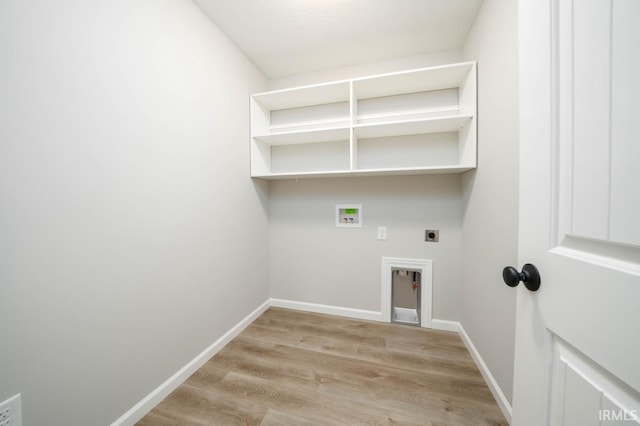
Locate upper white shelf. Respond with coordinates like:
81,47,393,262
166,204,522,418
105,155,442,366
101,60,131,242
353,62,475,100
250,61,477,179
252,80,350,111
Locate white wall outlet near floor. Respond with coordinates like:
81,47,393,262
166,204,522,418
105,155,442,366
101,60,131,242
0,394,22,426
377,226,387,240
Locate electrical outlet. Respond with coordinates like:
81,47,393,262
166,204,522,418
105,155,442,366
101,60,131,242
425,229,439,242
0,408,10,421
0,394,21,426
377,226,387,240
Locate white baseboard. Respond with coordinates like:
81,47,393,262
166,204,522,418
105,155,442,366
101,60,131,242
430,319,460,332
270,298,383,322
428,318,512,423
110,299,271,426
457,323,513,423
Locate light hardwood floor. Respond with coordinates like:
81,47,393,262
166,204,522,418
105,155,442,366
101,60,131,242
137,308,507,425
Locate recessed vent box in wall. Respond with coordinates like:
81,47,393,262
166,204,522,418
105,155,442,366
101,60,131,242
249,61,477,179
392,269,422,326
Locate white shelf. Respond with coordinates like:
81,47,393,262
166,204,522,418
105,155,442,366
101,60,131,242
251,170,354,180
250,61,477,179
269,118,350,133
254,126,350,146
356,106,459,125
353,165,476,177
353,62,475,99
353,115,472,139
252,80,350,111
253,166,475,180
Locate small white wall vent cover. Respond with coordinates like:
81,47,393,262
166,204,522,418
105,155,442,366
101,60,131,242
336,204,362,228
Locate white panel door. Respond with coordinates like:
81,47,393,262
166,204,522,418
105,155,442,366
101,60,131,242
513,1,640,425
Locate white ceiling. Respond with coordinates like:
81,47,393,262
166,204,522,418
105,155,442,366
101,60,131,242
192,0,484,78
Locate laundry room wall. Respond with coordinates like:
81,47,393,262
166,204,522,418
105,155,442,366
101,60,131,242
0,1,269,424
269,175,462,321
266,51,464,322
460,0,519,408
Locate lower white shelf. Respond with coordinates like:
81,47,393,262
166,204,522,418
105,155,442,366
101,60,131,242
357,132,459,170
269,140,350,174
353,115,472,139
251,165,475,180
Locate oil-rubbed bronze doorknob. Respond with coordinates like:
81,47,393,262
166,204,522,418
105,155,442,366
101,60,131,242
502,264,541,292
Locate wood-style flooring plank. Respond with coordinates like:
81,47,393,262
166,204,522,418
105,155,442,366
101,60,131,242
259,409,323,426
137,308,507,425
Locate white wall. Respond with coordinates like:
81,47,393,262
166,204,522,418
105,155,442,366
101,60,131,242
0,1,268,425
270,176,461,320
460,0,519,405
268,53,465,322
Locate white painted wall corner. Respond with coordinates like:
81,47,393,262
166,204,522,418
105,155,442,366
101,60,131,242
110,299,271,426
457,322,513,423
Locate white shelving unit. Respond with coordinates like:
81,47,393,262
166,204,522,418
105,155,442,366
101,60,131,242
250,62,477,179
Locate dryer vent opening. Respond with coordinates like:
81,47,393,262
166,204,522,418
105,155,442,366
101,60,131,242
391,269,421,326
